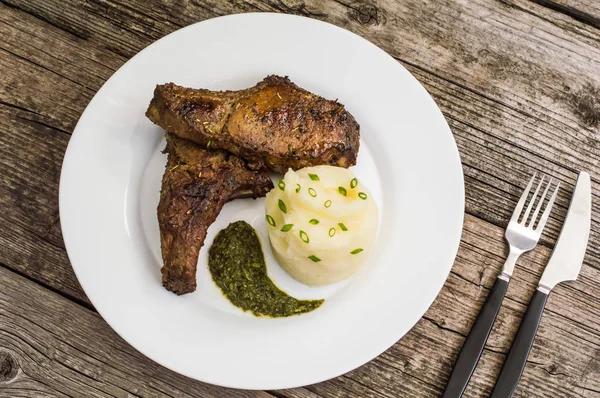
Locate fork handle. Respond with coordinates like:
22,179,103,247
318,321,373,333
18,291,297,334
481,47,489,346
490,289,548,398
442,277,509,398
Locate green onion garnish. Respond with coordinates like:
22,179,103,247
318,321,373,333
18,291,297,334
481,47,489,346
329,228,336,237
281,224,294,232
324,200,332,208
308,188,317,197
350,178,358,189
358,192,367,200
266,215,276,227
308,173,320,181
350,248,364,254
309,219,320,225
299,230,309,243
338,223,348,231
308,255,321,262
278,199,287,214
278,180,285,191
296,184,301,193
338,186,347,196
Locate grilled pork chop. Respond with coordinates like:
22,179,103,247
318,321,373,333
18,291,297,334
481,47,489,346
158,133,273,295
146,75,360,173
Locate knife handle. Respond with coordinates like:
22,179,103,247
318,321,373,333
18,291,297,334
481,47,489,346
490,289,549,398
442,277,509,398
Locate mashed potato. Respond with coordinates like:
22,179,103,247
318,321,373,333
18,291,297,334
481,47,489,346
265,165,378,286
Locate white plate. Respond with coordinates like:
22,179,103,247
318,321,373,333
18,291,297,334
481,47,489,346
60,13,464,390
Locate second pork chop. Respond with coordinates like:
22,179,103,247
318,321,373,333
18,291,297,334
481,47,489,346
158,133,273,295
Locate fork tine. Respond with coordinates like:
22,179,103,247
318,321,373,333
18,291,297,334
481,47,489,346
521,175,545,225
511,173,537,223
527,178,552,227
534,181,560,232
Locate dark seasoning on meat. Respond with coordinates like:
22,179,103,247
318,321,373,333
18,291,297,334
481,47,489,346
146,75,360,173
147,75,360,296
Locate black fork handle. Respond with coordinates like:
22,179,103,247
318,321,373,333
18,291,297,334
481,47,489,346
442,277,509,398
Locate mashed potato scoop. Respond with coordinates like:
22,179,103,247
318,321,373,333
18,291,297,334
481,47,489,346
265,165,379,286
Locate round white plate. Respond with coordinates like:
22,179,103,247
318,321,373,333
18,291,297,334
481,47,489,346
60,13,464,390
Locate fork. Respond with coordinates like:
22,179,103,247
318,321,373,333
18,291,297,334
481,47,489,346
442,173,560,398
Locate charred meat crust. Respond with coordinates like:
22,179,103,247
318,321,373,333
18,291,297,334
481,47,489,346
158,134,273,295
146,75,360,173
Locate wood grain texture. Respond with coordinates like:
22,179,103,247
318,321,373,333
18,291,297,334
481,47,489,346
0,0,599,396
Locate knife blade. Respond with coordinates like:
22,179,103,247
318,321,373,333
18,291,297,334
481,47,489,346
538,171,592,293
491,171,592,398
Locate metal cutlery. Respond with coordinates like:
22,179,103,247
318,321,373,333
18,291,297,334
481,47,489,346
491,171,592,397
443,173,560,398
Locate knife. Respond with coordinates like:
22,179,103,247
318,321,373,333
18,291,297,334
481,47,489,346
490,171,592,398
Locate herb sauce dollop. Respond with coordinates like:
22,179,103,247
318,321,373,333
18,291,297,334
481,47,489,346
208,221,324,317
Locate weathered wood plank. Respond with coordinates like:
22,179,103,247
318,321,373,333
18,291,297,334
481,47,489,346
0,265,279,398
0,102,89,305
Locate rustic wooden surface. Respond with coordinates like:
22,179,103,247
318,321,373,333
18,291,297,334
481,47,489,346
1,0,599,396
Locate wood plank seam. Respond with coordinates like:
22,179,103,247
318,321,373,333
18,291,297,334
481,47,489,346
0,48,94,93
13,110,73,137
527,0,600,29
0,263,94,311
0,100,73,136
503,0,600,40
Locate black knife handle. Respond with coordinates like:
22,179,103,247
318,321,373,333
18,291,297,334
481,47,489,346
491,289,549,398
442,277,509,398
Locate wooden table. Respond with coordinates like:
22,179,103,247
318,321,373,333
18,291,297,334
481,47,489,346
1,0,599,397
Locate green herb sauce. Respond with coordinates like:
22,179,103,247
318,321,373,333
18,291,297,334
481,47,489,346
208,221,324,317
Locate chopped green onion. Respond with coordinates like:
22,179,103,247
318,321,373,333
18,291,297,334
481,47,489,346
338,186,347,196
278,180,285,191
299,230,309,243
350,178,358,189
266,215,276,227
329,228,336,237
309,219,320,225
281,224,293,232
338,223,348,231
324,200,332,208
278,199,287,214
350,248,364,254
308,255,321,262
295,184,301,193
358,192,367,200
308,173,320,181
308,188,317,197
